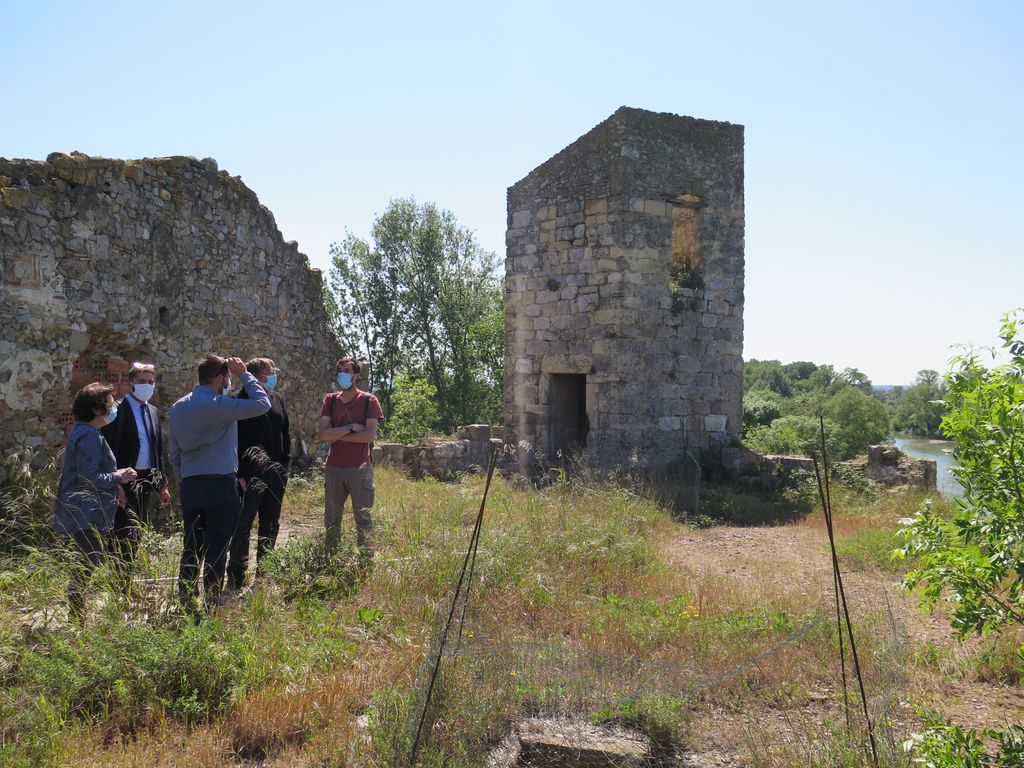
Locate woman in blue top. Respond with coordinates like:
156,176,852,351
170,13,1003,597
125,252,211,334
55,382,137,619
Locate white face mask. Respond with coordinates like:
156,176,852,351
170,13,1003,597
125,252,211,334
132,383,155,401
221,377,232,396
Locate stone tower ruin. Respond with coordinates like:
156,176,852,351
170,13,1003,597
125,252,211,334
0,152,340,458
504,107,744,470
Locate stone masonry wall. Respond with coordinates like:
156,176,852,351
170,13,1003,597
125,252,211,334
374,425,510,478
0,152,341,459
504,108,744,470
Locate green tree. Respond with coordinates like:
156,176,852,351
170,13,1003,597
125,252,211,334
744,414,843,458
900,315,1024,634
780,360,818,385
466,290,505,425
806,363,841,396
744,360,792,397
837,366,873,393
742,390,783,430
894,369,946,437
899,311,1024,765
328,198,502,435
825,386,890,457
328,232,405,416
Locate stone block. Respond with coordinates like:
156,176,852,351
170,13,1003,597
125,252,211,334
461,424,491,441
1,188,31,210
643,199,668,217
704,414,727,433
511,209,532,228
577,292,600,312
379,443,409,466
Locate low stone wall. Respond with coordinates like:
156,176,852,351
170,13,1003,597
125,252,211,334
721,444,937,492
372,425,513,478
855,444,937,490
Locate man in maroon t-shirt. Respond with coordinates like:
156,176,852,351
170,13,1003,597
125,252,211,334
318,356,383,553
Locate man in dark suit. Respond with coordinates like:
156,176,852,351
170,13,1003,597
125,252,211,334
227,357,291,590
102,361,170,568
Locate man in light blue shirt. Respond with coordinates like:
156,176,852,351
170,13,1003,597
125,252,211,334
169,354,270,609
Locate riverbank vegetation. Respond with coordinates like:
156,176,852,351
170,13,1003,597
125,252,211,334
741,357,957,457
742,360,891,459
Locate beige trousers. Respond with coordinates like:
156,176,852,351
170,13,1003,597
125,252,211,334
324,463,375,551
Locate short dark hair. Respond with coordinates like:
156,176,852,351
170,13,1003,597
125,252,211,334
246,357,276,376
336,356,361,374
128,361,156,382
72,382,115,422
197,354,228,385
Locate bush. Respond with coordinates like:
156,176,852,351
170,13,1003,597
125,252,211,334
904,722,1024,766
590,692,690,755
900,311,1024,763
385,373,440,444
744,415,844,459
830,462,880,498
742,391,783,430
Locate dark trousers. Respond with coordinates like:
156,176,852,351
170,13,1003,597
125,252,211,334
178,474,241,607
111,503,139,570
111,469,161,573
227,469,286,588
68,527,111,620
125,469,160,526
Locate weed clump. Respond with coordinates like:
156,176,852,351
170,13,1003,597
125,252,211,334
259,533,365,602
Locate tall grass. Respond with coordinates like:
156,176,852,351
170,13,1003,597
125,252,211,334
0,459,969,767
0,450,59,555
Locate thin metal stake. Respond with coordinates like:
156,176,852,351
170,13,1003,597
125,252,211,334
813,457,851,730
409,447,499,766
816,417,879,767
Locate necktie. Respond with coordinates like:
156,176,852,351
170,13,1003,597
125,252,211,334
140,404,158,467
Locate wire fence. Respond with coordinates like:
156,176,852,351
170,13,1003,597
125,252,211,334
402,563,911,767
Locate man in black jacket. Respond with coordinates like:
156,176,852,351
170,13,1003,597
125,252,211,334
227,357,291,589
101,361,171,568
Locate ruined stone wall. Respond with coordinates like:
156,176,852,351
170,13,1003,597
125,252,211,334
504,108,744,470
0,152,341,458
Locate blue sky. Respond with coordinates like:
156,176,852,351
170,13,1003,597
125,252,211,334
4,1,1021,384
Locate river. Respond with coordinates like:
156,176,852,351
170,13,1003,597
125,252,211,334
893,437,962,498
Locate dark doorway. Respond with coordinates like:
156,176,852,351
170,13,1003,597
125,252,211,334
549,374,588,460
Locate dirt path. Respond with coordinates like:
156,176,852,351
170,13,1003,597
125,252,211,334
662,519,1023,762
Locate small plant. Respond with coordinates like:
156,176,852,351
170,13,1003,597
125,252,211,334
260,533,363,602
590,692,690,755
17,614,250,734
356,605,384,629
